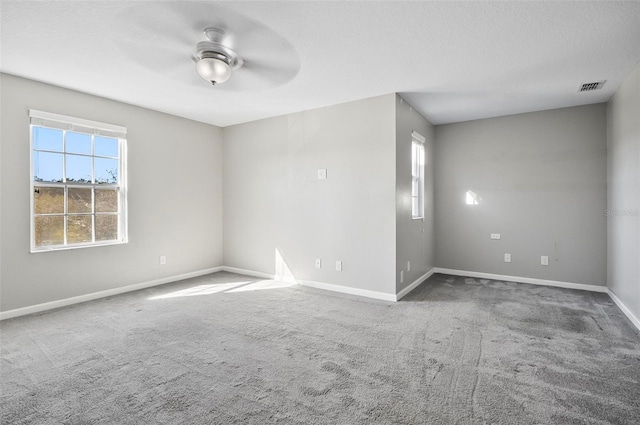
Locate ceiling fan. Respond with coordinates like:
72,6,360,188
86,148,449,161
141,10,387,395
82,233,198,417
116,2,300,91
194,27,243,85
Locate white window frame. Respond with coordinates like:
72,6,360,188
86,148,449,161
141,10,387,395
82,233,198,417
411,131,425,220
29,110,128,252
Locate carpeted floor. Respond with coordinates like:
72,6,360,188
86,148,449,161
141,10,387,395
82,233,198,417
1,272,639,424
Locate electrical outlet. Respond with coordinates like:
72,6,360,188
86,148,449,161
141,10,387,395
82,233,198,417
315,259,322,269
541,256,549,266
504,253,511,263
491,233,501,240
317,169,327,180
159,255,166,265
335,260,342,271
407,261,411,271
400,270,404,283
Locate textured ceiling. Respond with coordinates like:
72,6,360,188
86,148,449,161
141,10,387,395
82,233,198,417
2,1,640,127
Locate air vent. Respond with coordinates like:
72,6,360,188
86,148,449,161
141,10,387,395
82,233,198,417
579,81,605,92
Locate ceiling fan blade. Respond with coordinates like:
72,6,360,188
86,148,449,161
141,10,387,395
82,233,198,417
247,60,299,85
165,2,265,50
117,3,200,47
113,38,192,78
219,59,299,92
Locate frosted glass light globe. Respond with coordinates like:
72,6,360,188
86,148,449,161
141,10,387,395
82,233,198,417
196,57,232,85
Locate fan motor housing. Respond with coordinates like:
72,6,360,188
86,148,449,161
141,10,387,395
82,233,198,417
195,42,243,70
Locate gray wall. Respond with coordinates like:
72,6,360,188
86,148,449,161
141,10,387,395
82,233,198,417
2,72,624,312
395,95,435,293
223,94,397,295
435,104,607,286
607,61,640,320
0,74,224,312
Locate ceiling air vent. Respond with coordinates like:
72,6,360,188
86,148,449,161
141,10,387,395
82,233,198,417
579,81,605,92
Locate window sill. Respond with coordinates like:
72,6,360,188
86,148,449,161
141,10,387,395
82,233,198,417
30,239,127,253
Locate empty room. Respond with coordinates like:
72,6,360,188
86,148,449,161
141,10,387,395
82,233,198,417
1,1,639,424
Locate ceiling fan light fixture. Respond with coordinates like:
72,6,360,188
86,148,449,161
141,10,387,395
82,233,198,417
194,28,244,87
196,53,232,85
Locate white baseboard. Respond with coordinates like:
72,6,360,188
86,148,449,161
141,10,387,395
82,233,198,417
434,268,608,293
0,266,223,321
297,279,396,302
221,266,397,302
225,266,639,332
607,289,640,332
5,265,625,323
220,266,276,280
396,268,435,301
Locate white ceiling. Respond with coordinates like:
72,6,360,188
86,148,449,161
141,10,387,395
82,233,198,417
2,1,640,127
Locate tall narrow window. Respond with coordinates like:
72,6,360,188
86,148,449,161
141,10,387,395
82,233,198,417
30,110,127,252
411,131,425,219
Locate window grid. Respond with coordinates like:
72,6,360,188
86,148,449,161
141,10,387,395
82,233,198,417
30,112,127,252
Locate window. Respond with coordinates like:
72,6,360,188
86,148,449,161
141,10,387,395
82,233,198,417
411,131,425,219
30,110,127,252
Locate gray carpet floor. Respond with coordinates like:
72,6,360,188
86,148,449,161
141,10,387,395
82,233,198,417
1,272,639,424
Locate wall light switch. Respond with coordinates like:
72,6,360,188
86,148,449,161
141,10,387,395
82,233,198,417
541,256,549,266
335,260,342,271
504,253,511,263
159,255,166,265
317,169,327,180
400,270,404,283
315,259,322,269
407,261,411,271
491,233,501,240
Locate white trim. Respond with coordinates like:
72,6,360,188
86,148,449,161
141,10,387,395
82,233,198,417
411,130,426,143
607,288,640,332
297,279,396,302
220,266,276,280
222,266,398,302
30,239,127,253
223,266,397,302
434,268,608,293
29,109,127,135
0,267,223,321
0,265,399,320
396,268,435,301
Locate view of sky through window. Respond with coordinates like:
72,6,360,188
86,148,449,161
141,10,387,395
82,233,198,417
33,127,119,184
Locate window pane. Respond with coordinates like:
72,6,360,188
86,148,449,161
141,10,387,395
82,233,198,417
95,189,118,212
412,198,419,217
34,151,63,182
67,215,92,244
95,158,118,184
66,131,91,155
412,143,421,177
96,215,118,241
33,127,63,152
95,136,118,157
66,154,92,183
68,188,92,213
34,187,64,214
35,216,64,247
